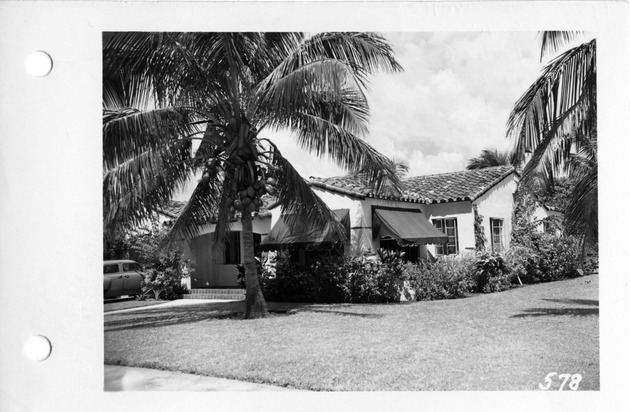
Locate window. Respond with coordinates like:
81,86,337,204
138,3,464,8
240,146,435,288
432,218,459,255
104,264,119,274
123,262,143,272
224,231,241,264
379,238,419,262
490,218,504,252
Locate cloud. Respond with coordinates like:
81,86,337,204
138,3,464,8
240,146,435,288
361,32,544,174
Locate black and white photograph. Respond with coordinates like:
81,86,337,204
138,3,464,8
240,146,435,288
102,31,599,392
1,1,628,411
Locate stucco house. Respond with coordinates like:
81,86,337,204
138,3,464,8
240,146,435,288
180,165,517,291
292,164,518,259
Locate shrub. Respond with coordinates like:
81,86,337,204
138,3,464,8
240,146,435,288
505,233,583,284
345,250,406,303
535,233,581,281
504,245,542,284
405,254,476,301
141,254,190,300
121,221,191,300
244,251,408,303
474,252,511,293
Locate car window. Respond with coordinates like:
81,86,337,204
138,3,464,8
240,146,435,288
123,262,143,272
104,264,119,274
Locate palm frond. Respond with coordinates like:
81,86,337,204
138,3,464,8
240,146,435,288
256,59,367,124
163,173,226,245
466,148,515,170
294,32,403,91
539,31,582,62
103,107,201,170
564,166,597,245
507,39,596,183
267,111,401,193
103,139,196,234
266,142,347,241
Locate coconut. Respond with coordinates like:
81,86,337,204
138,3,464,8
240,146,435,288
239,189,248,199
242,197,251,206
246,187,255,198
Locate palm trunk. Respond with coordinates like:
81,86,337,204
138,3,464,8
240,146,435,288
241,210,268,319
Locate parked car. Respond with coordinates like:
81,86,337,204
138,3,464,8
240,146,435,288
103,260,144,299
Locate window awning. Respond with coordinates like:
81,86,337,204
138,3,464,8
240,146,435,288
260,209,350,251
372,209,448,245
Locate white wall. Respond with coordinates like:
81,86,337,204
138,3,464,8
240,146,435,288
423,201,474,255
184,215,271,288
474,175,517,251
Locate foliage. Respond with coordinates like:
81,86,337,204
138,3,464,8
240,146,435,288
103,32,404,318
126,222,191,300
142,259,189,300
507,33,597,249
473,204,487,251
505,232,583,284
242,251,407,303
466,148,519,170
405,254,476,301
474,252,511,293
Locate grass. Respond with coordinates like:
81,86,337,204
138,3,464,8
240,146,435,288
104,298,166,313
104,275,599,391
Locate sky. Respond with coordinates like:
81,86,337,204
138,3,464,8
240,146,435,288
176,31,582,200
268,32,545,179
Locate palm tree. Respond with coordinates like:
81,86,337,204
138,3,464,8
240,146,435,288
466,148,519,170
507,32,597,248
103,32,403,318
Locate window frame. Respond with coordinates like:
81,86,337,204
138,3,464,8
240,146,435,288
432,217,459,256
104,263,119,274
490,218,505,253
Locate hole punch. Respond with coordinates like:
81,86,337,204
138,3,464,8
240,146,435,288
24,335,52,361
25,50,53,77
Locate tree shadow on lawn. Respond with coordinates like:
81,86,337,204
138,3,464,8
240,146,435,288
541,298,599,306
511,298,599,318
104,301,385,332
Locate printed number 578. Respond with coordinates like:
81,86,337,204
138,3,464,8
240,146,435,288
539,373,582,391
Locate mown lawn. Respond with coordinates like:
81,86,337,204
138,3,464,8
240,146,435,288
104,275,599,391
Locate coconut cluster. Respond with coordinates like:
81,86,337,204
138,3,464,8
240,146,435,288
233,177,277,212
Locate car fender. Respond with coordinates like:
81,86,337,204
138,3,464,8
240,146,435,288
103,277,111,290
